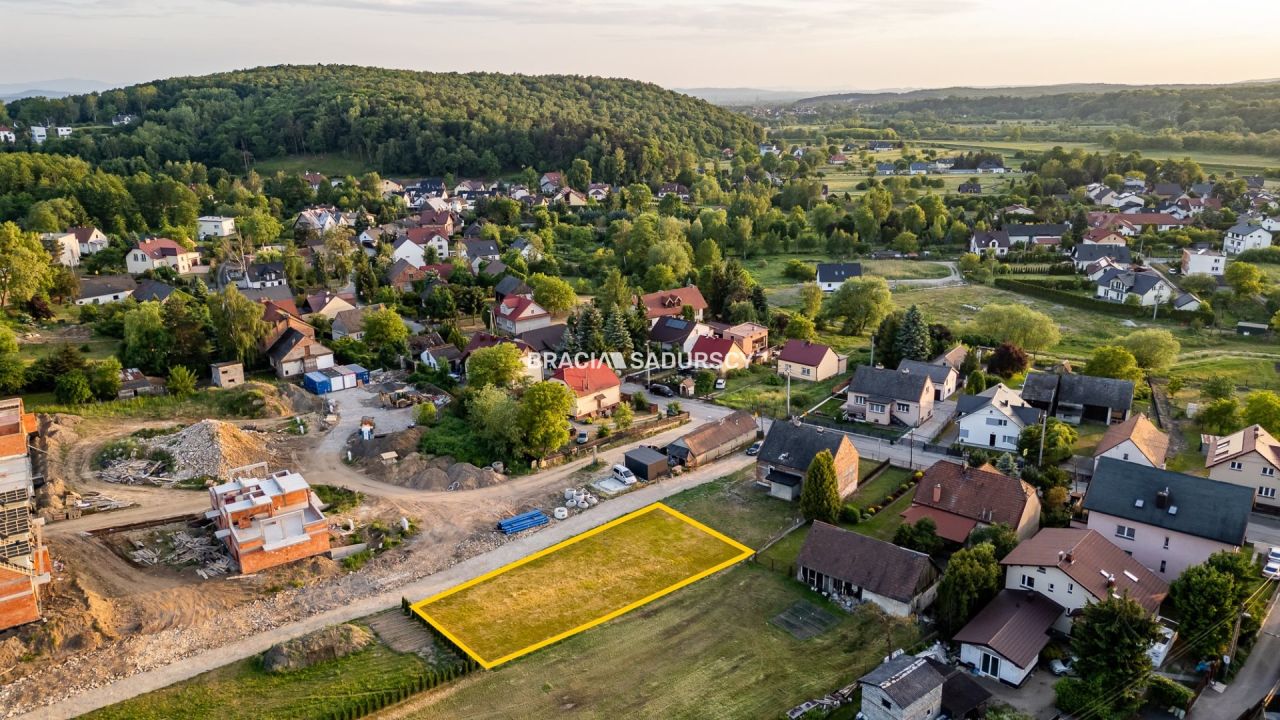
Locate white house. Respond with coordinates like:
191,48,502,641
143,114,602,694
126,238,201,275
1223,223,1273,255
0,125,15,143
197,216,237,239
796,522,940,618
42,232,81,267
30,127,47,144
390,234,450,269
1181,247,1225,276
815,262,863,292
70,227,109,255
77,275,137,305
1204,425,1280,511
1094,267,1176,306
1001,528,1168,634
955,383,1040,452
955,590,1062,686
1093,414,1169,471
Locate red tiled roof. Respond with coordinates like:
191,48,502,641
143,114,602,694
689,336,739,366
778,339,833,367
552,360,620,397
900,505,979,543
136,237,191,259
1094,413,1169,466
912,461,1035,530
639,286,708,318
497,295,548,320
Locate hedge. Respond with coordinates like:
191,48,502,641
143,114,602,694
1237,246,1280,264
1147,675,1195,710
993,278,1214,324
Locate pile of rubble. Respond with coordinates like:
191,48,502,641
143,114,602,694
97,420,274,486
128,528,234,579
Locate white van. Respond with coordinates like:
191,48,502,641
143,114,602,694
611,464,636,485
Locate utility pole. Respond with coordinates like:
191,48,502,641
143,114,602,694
785,374,792,419
869,333,877,369
1037,409,1048,467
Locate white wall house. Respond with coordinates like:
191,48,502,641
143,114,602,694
42,232,81,267
955,384,1039,452
197,216,237,238
1223,223,1273,255
1181,247,1225,276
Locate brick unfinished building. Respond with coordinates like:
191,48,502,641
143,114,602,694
207,464,330,574
0,398,52,631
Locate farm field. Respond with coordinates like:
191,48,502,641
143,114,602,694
921,139,1280,177
411,504,752,668
252,152,373,178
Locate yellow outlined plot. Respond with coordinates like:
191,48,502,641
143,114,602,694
411,502,753,669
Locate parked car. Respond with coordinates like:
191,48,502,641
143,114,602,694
1268,547,1280,565
1264,561,1280,580
746,441,762,456
575,430,589,444
1050,658,1072,676
714,378,726,390
649,383,674,397
611,464,636,485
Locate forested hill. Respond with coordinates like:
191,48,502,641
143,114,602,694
2,65,763,181
824,83,1280,135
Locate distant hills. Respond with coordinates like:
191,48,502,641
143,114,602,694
0,78,114,102
674,87,827,105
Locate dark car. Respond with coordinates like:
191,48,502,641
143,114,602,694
649,383,674,397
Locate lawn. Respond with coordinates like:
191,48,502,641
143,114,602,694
663,468,799,550
851,465,916,508
24,383,286,419
921,139,1280,177
401,563,919,720
714,365,845,418
83,632,429,720
1071,422,1110,457
412,504,752,668
851,492,914,541
862,259,950,280
252,153,373,177
1172,357,1280,392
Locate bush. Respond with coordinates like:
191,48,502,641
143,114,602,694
1054,677,1099,717
840,504,861,524
1147,675,1194,710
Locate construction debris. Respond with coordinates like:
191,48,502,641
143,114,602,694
96,420,279,488
124,525,234,578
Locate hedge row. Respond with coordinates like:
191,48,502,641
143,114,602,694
993,278,1214,324
316,664,472,720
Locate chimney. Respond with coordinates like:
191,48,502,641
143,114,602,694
1155,487,1170,509
932,483,942,503
1064,551,1074,564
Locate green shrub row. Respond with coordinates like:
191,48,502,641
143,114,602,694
993,278,1213,324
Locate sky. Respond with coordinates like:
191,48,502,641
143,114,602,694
2,0,1280,93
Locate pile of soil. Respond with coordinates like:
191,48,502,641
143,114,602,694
145,420,273,480
378,454,506,491
261,623,373,673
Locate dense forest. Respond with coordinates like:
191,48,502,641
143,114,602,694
0,65,762,181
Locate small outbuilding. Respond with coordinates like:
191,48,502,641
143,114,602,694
666,410,757,467
624,447,670,482
210,361,244,388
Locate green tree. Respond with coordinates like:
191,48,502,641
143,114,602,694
87,356,123,400
597,268,634,312
1121,329,1180,371
0,221,54,306
613,402,634,431
528,273,578,314
518,381,575,459
784,314,817,341
892,305,931,362
415,401,437,426
469,384,524,458
799,449,841,524
1018,419,1078,467
0,326,25,393
55,370,93,404
968,524,1018,560
825,276,893,335
1084,346,1144,382
207,286,268,363
973,304,1060,353
694,370,716,395
799,282,823,319
935,542,1002,635
1243,390,1280,433
965,370,987,394
566,158,592,191
122,301,173,374
893,518,941,555
235,209,283,261
1198,397,1244,435
1070,595,1160,716
167,365,197,397
466,343,525,389
985,342,1028,378
1224,262,1264,298
1202,375,1236,401
362,307,409,367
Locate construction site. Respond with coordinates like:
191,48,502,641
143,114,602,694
0,376,755,718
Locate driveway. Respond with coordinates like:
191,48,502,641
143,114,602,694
975,668,1060,720
914,400,956,443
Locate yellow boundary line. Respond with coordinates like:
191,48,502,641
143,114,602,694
410,502,753,669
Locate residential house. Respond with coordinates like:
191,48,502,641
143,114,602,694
211,361,244,388
76,274,137,305
239,285,295,309
118,368,164,399
493,295,552,335
1086,211,1140,236
493,274,533,304
798,523,940,618
587,183,612,201
1006,223,1069,246
1115,212,1188,232
460,239,501,272
648,316,714,354
0,398,51,631
723,322,769,361
955,383,1040,452
860,654,991,720
666,410,757,467
126,238,200,275
0,125,15,143
687,336,749,374
1020,371,1134,425
538,172,565,194
240,262,287,290
1094,414,1168,471
815,262,862,292
954,589,1063,686
1082,228,1127,246
42,231,81,267
977,160,1006,173
267,328,335,379
1203,425,1280,510
1094,266,1177,306
906,461,1040,543
754,420,860,501
302,173,327,191
197,216,236,238
867,140,894,152
131,279,177,303
933,345,968,374
908,162,930,175
876,162,898,176
386,259,426,293
206,467,330,573
958,180,982,194
845,365,935,427
777,340,845,382
1181,247,1225,276
639,286,708,322
1084,458,1253,579
550,360,621,418
1223,223,1273,255
1001,528,1168,634
509,238,541,262
516,324,568,355
1000,204,1036,217
656,183,690,202
828,153,848,165
897,359,957,400
969,230,1012,256
463,333,543,385
1172,292,1203,312
304,291,356,319
69,226,109,255
477,259,509,279
332,304,390,341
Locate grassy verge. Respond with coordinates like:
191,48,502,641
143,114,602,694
27,384,287,419
83,634,429,720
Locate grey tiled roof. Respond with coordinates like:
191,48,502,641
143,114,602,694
1084,458,1252,546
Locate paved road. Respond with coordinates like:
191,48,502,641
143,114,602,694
17,451,755,720
1190,580,1280,720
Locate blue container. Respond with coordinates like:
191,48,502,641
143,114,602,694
346,364,371,384
303,371,331,395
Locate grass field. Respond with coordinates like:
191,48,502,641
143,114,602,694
921,139,1280,177
412,504,752,668
713,364,845,417
83,632,428,720
663,468,799,549
253,153,373,178
863,259,950,280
